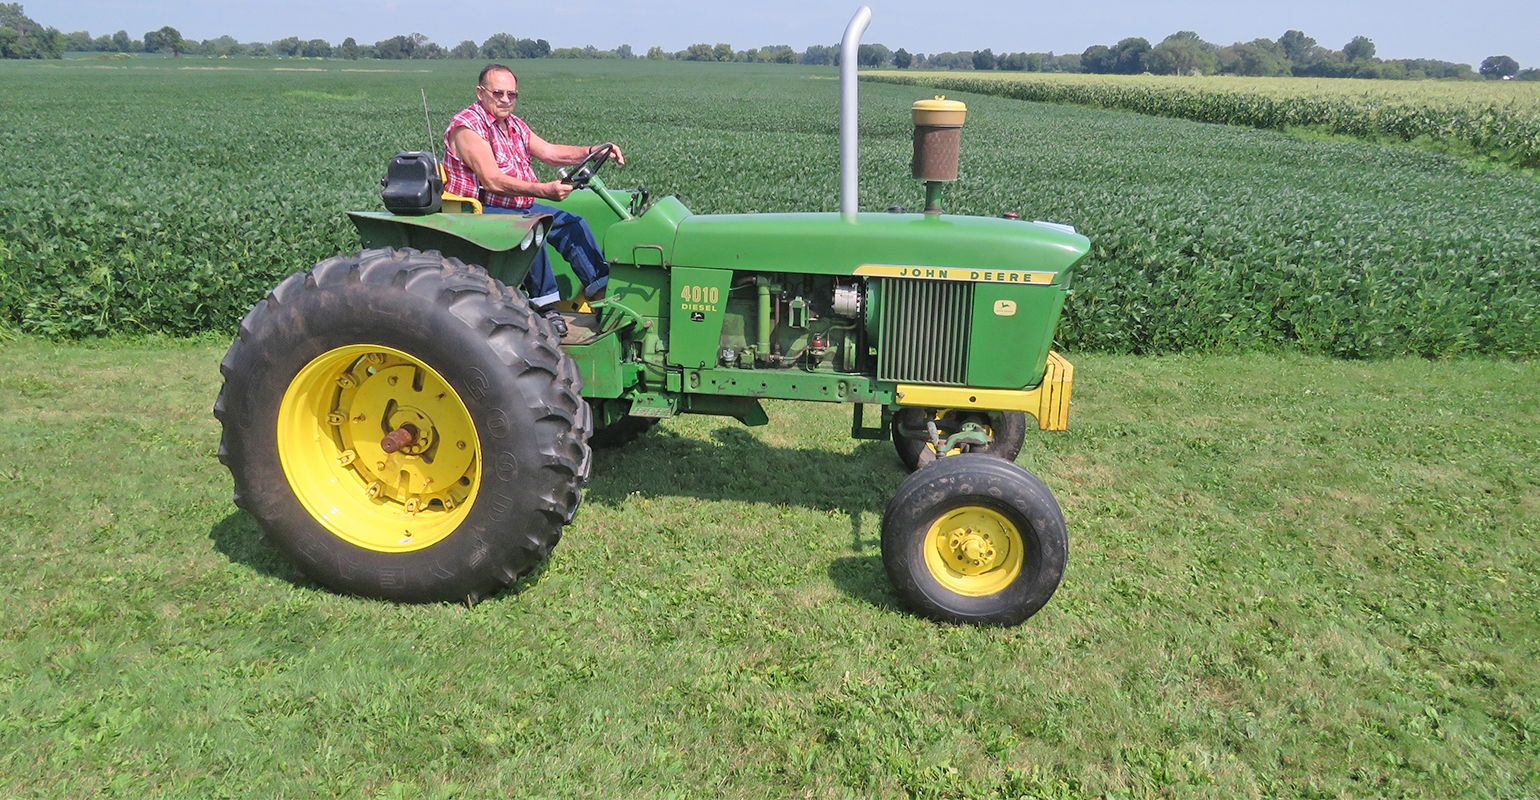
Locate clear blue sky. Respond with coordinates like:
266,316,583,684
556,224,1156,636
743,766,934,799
22,0,1540,69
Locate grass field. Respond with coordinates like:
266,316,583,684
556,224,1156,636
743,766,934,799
1,338,1537,798
1,58,1537,355
866,71,1540,170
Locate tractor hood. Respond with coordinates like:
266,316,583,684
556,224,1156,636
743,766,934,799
670,212,1090,283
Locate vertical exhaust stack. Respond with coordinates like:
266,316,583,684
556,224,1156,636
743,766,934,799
840,5,872,222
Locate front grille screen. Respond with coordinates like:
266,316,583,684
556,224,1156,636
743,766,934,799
877,279,973,385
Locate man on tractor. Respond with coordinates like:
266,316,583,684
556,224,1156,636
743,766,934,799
443,63,625,336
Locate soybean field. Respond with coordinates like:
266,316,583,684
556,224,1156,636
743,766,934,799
1,58,1538,356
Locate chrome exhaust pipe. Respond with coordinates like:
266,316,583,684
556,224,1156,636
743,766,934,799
840,5,872,222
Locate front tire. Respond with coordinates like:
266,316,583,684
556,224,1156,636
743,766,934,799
214,248,591,603
881,454,1067,626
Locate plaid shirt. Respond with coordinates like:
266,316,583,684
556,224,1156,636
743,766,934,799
443,102,539,210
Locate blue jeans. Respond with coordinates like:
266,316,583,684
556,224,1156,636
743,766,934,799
485,203,609,307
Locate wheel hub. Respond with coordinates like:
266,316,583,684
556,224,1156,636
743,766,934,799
946,527,999,573
277,345,481,553
923,506,1026,597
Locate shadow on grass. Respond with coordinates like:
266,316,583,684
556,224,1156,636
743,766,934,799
208,511,553,600
208,423,904,605
584,425,905,520
584,424,913,609
208,511,314,588
827,554,905,613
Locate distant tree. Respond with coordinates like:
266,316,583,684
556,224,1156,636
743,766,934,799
1515,67,1540,81
858,42,891,67
759,45,795,64
972,48,996,70
888,47,909,69
712,42,733,61
999,51,1027,71
615,43,633,59
1218,38,1289,76
202,35,245,57
111,29,134,52
1343,36,1375,62
1480,55,1520,79
1080,44,1114,73
683,43,713,61
1110,37,1151,74
0,2,40,34
646,45,664,59
339,37,359,59
514,38,549,58
271,37,299,56
144,26,184,56
480,33,516,59
448,39,474,58
301,38,331,58
62,30,91,51
1148,31,1216,75
375,34,420,60
801,44,836,65
1278,29,1316,63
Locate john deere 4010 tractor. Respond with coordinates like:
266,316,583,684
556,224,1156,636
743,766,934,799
216,8,1089,626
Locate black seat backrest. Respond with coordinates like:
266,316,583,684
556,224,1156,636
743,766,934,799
381,151,443,216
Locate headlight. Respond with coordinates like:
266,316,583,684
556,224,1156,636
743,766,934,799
518,227,536,251
534,223,548,248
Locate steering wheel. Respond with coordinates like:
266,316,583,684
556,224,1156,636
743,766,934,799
559,143,616,189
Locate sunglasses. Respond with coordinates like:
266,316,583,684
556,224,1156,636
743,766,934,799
478,87,518,101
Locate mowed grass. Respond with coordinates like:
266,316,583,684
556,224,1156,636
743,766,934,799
1,338,1535,798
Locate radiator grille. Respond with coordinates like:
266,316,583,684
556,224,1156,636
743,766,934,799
877,279,973,385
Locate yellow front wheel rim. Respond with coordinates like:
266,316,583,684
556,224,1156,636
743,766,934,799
923,506,1025,597
277,345,480,553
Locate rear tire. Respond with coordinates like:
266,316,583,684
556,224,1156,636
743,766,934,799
881,454,1066,626
214,248,591,603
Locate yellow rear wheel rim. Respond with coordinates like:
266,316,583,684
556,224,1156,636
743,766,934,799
923,506,1025,597
277,345,480,553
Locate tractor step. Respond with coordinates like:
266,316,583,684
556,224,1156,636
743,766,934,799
557,311,603,346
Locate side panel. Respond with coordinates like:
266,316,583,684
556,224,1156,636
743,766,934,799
666,267,733,369
563,332,625,398
966,284,1067,389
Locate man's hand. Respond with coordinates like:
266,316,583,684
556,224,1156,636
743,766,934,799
600,144,625,167
540,181,574,202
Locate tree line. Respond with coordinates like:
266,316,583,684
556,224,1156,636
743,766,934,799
2,3,1535,82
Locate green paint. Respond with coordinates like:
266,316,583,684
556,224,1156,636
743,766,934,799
347,211,548,287
671,212,1089,279
604,196,691,267
666,267,733,369
685,367,887,405
966,283,1065,388
563,332,625,398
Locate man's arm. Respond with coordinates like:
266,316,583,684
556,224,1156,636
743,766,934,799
529,133,626,168
448,127,572,201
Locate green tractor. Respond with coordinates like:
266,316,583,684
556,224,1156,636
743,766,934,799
215,8,1089,626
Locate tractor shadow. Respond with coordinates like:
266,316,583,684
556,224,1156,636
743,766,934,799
208,511,316,589
583,425,911,611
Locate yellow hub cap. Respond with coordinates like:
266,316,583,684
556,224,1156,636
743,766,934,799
923,506,1024,597
277,345,479,553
